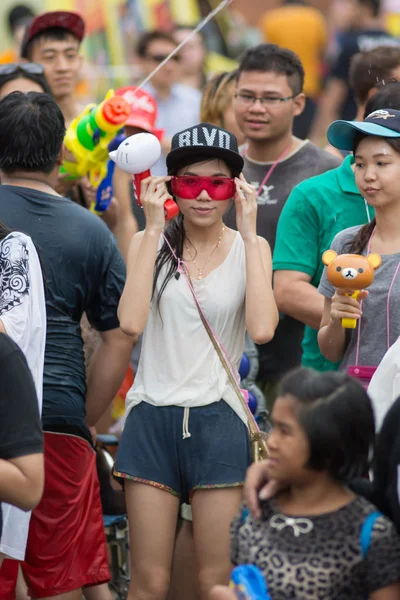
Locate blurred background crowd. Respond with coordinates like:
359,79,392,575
0,0,399,129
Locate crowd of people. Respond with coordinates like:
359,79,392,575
0,1,400,599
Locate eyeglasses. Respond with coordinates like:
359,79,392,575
0,63,45,76
234,92,296,107
171,175,236,201
145,54,180,63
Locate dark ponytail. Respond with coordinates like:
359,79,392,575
347,218,376,254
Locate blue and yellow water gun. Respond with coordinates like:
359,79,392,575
230,565,271,600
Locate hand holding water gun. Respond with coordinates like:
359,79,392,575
109,132,179,220
322,250,381,329
230,565,271,600
61,89,130,213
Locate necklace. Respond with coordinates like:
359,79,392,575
185,226,225,280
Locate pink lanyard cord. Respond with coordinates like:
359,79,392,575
355,228,400,364
242,144,292,197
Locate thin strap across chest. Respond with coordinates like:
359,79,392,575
355,228,400,364
242,145,292,198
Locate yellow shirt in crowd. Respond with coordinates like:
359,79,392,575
260,4,327,98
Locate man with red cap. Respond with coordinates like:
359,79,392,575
21,10,85,127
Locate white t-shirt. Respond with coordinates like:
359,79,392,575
125,232,248,425
0,232,46,560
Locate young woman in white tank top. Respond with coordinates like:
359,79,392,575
115,123,278,600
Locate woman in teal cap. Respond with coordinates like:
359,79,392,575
318,108,400,387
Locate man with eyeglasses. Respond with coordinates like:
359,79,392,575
225,44,340,410
137,30,202,175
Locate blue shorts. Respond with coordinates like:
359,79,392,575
114,400,251,504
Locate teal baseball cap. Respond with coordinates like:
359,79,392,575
327,109,400,151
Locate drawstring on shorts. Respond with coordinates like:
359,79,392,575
182,407,191,439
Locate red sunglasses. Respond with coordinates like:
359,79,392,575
171,175,236,201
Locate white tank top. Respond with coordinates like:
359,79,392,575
125,232,248,425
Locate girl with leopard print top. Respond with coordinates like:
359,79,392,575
217,368,400,600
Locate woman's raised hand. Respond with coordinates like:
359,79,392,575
330,288,368,323
141,175,172,233
234,173,258,242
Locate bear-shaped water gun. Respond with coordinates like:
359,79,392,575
62,89,131,188
230,565,271,600
109,132,179,220
322,250,382,329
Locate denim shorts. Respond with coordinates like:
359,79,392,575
114,400,251,504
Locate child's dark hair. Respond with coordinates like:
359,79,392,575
0,91,65,174
348,132,400,254
237,44,304,95
279,368,375,481
152,156,233,309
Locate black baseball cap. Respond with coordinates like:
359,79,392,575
21,11,85,58
327,109,400,151
166,123,244,176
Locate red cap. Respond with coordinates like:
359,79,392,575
115,86,164,141
21,11,85,57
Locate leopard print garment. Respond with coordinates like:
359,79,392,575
231,495,400,599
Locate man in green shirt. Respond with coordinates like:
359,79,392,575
273,154,373,371
273,48,400,372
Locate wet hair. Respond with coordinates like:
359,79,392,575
136,30,177,58
350,46,400,105
200,70,237,127
237,44,304,95
152,156,232,310
22,26,81,60
364,81,400,117
0,69,52,97
279,368,375,481
0,91,65,174
7,4,35,35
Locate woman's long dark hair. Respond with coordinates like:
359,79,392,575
347,134,400,254
152,155,238,310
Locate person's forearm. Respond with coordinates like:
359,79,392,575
118,229,160,336
318,319,346,363
245,237,278,344
85,332,135,426
275,280,324,329
0,455,44,511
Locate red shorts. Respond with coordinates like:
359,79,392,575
22,432,110,597
0,559,19,600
